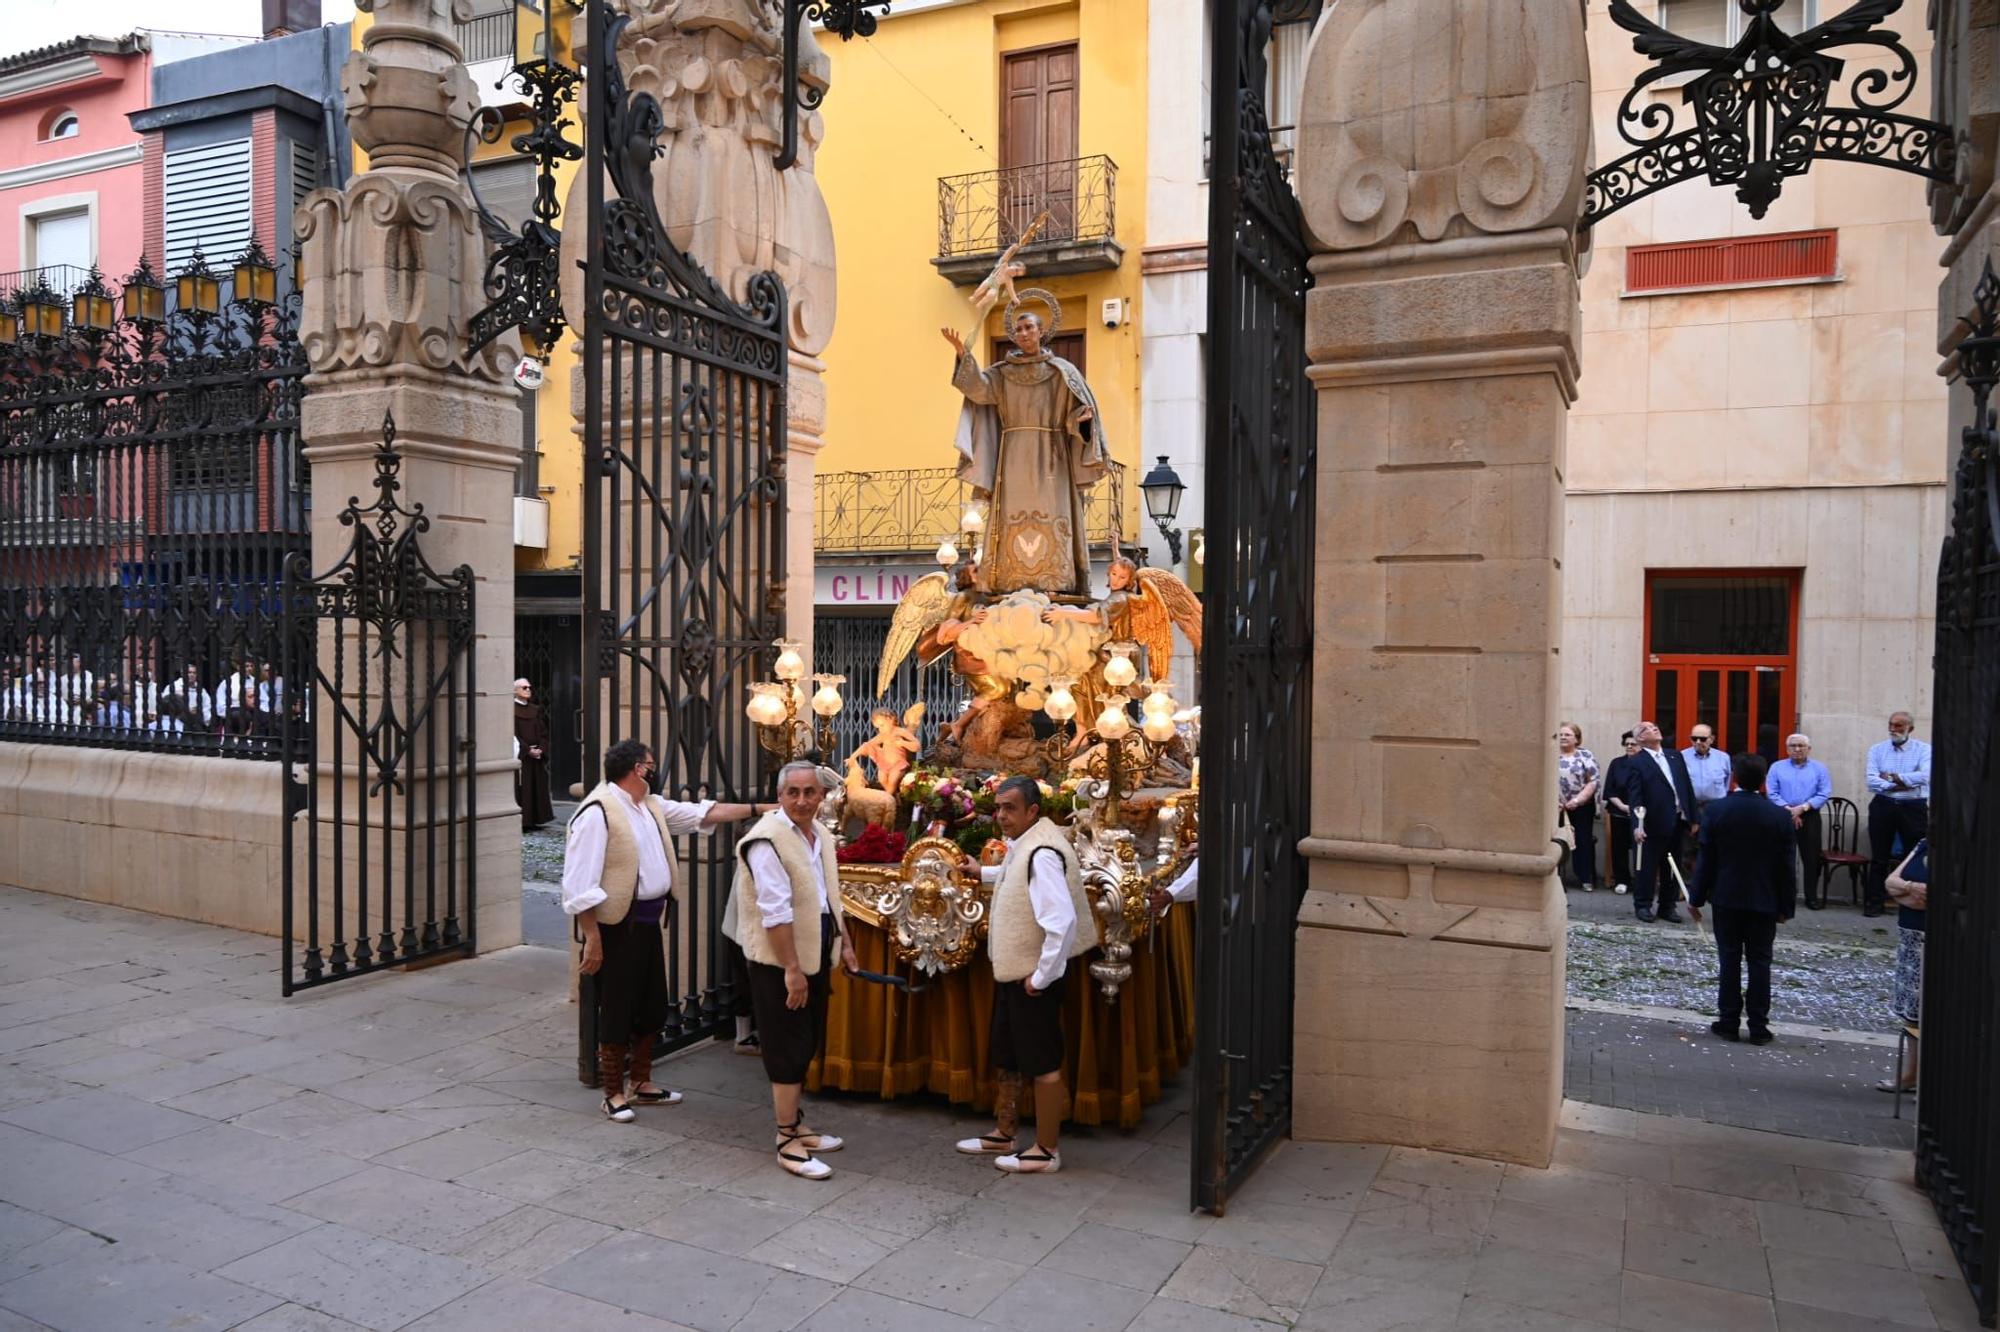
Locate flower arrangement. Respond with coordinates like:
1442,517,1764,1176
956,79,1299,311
837,825,906,865
900,765,977,828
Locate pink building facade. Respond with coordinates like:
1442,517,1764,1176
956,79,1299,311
0,36,155,294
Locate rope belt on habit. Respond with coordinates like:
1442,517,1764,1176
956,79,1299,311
1001,426,1060,434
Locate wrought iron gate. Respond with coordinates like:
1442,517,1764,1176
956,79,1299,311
576,0,789,1077
281,415,477,995
1918,260,2000,1328
1194,0,1319,1214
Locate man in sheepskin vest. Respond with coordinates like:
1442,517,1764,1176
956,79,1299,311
563,738,767,1122
955,774,1094,1173
724,760,859,1179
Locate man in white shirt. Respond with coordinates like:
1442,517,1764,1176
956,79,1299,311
1863,711,1931,918
58,653,93,713
166,665,213,730
954,775,1093,1174
725,761,858,1179
563,738,765,1121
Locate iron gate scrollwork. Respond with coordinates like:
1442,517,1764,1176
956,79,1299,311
281,414,477,996
1919,258,2000,1328
1196,0,1319,1215
577,0,790,1075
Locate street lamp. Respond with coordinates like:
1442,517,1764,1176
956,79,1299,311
232,238,279,308
174,248,221,317
18,278,66,342
1139,455,1187,564
121,257,167,325
71,266,115,333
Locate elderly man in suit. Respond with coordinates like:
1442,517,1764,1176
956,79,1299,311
1616,721,1699,923
1688,752,1798,1045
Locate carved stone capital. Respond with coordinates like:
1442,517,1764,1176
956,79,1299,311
348,0,480,172
296,173,517,381
1296,0,1588,259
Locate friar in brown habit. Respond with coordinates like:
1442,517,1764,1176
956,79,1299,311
514,678,555,830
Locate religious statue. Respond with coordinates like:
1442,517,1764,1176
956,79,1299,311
1043,554,1205,681
941,290,1109,596
849,702,924,795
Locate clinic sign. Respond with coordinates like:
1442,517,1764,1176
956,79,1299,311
815,565,932,606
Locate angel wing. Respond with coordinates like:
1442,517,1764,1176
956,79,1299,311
1133,567,1204,672
901,700,927,730
877,573,954,698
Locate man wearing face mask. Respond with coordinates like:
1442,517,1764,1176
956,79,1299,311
1864,712,1931,919
562,739,766,1121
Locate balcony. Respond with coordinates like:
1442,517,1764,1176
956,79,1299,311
933,155,1122,286
455,9,526,110
0,264,96,299
815,461,1125,559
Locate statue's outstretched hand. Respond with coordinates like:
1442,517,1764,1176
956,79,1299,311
940,327,966,356
1069,405,1095,425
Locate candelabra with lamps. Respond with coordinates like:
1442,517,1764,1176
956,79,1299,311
745,639,844,762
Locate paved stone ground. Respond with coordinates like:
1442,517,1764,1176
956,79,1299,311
1565,1011,1914,1151
0,885,1985,1331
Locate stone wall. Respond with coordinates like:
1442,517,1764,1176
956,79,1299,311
0,745,287,933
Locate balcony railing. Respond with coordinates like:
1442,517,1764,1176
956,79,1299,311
454,10,515,63
935,155,1120,279
815,461,1125,558
0,265,96,300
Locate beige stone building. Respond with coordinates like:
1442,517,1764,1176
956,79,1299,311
1567,0,1946,814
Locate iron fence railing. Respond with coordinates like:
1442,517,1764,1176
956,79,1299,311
936,154,1117,259
814,460,1125,557
0,248,309,759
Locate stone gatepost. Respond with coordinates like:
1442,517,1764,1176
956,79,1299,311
1286,0,1589,1166
294,0,525,953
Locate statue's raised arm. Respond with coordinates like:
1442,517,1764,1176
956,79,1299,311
948,290,1108,597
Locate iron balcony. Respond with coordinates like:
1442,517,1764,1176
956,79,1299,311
933,155,1122,286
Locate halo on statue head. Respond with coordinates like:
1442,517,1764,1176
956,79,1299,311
1004,287,1063,341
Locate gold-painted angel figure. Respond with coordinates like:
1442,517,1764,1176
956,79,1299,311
849,702,924,796
1044,555,1203,681
877,559,1012,748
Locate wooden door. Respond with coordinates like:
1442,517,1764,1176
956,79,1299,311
991,330,1084,371
1642,570,1799,761
1000,43,1079,244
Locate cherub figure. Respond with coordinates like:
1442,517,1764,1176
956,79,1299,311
966,211,1048,325
1043,553,1203,682
849,702,924,796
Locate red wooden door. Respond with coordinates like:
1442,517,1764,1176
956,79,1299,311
1643,571,1799,761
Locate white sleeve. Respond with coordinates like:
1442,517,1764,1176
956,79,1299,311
1167,857,1200,904
1027,849,1077,992
979,863,1001,885
559,809,609,916
745,841,794,929
655,797,717,835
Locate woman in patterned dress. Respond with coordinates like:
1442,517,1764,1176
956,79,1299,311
1556,723,1601,892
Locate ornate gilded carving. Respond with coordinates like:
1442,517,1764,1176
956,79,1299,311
1295,0,1589,252
840,837,988,976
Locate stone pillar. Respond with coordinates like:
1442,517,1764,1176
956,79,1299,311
1930,0,2000,472
295,0,524,952
1287,0,1589,1166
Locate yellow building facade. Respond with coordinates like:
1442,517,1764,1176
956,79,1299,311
809,0,1159,737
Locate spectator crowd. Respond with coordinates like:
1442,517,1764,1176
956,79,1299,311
0,651,300,741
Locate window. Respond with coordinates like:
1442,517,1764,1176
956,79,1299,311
164,139,253,274
1644,572,1798,759
1658,0,1816,44
1626,229,1838,295
469,157,537,232
30,209,91,275
43,109,80,141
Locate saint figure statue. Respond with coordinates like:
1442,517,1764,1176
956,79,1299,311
941,294,1108,596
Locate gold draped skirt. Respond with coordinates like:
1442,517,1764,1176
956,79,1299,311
807,903,1196,1128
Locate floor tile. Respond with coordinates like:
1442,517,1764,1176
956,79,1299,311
1624,1180,1761,1243
1081,1180,1216,1244
853,1238,1027,1318
1484,1199,1626,1267
1765,1249,1938,1327
813,1176,969,1242
1619,1271,1776,1332
640,1190,805,1257
283,1164,519,1251
1156,1242,1322,1323
444,1204,617,1279
1296,1272,1464,1330
1624,1223,1772,1296
230,1303,369,1330
215,1221,490,1332
0,1122,170,1213
1669,1148,1804,1204
980,1266,1151,1331
370,1127,525,1182
793,1286,997,1332
0,1250,281,1332
1466,1240,1622,1324
401,1274,693,1330
540,1231,781,1332
1039,1221,1193,1293
925,1195,1084,1266
729,1268,840,1331
55,1177,321,1271
1125,1295,1283,1331
1754,1199,1904,1269
1498,1164,1629,1221
457,1149,617,1204
159,1077,301,1121
744,1215,899,1284
1452,1294,1616,1329
1325,1223,1481,1290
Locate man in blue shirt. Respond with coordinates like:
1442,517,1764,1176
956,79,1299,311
1680,725,1731,817
1864,711,1931,919
1766,734,1832,911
